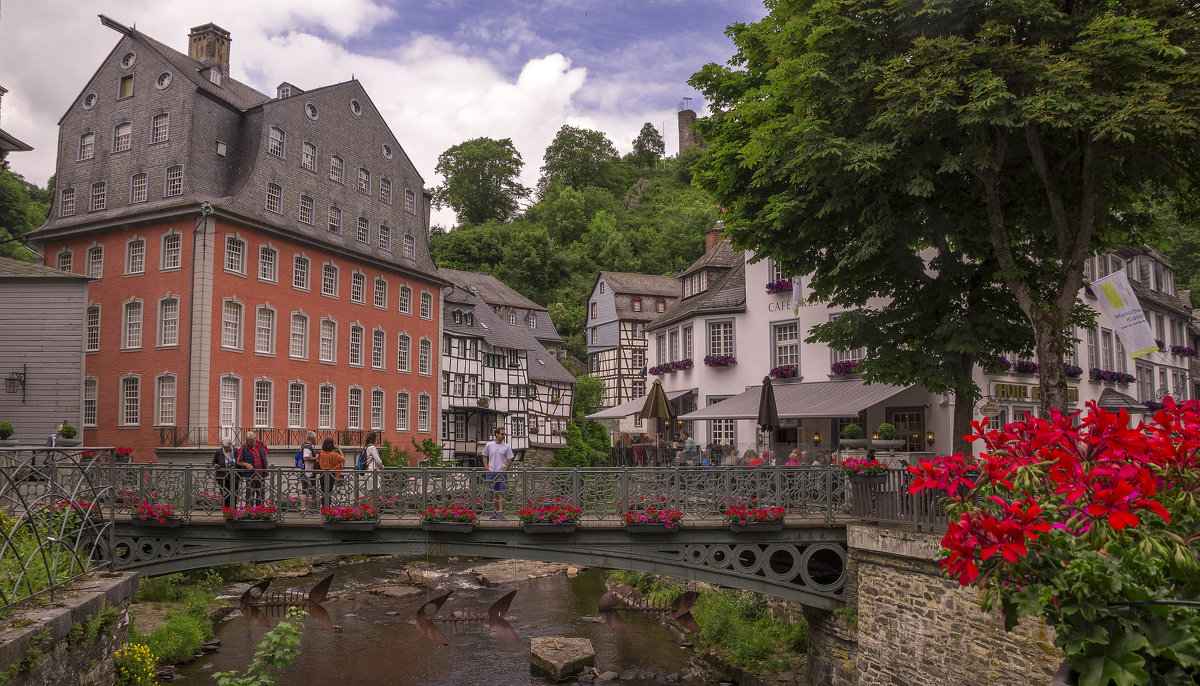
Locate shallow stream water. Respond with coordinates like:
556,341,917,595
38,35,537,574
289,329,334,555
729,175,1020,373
172,557,726,686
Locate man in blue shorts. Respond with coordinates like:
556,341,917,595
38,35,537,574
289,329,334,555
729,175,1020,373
482,426,514,519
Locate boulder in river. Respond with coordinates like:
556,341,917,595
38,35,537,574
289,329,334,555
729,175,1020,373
530,637,595,680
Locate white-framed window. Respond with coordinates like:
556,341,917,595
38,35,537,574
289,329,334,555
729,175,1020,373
348,387,363,430
55,249,73,272
301,142,316,171
707,320,734,357
90,181,106,211
59,188,75,217
299,194,314,224
404,189,416,214
420,291,433,320
829,313,864,364
113,122,131,152
86,245,104,278
669,329,679,362
156,374,177,426
380,177,391,204
255,306,275,355
120,376,140,426
1117,339,1128,374
395,391,409,431
319,318,337,362
265,182,282,213
656,334,665,364
318,384,335,429
293,255,310,290
86,305,100,352
358,168,370,194
125,237,145,275
418,337,432,375
371,329,385,369
528,312,537,329
357,216,369,243
418,393,431,432
219,375,240,430
161,232,181,270
328,205,341,233
397,334,411,373
631,348,645,369
632,379,645,399
288,382,306,428
402,234,416,259
373,278,387,309
708,397,736,446
268,126,285,157
322,263,338,296
656,298,666,313
773,322,798,367
79,132,95,160
349,324,364,366
253,379,273,427
289,313,308,359
509,311,518,326
1101,329,1115,371
682,324,693,360
1087,328,1098,370
329,155,343,183
165,165,183,197
122,300,143,349
259,246,277,282
130,172,148,203
378,224,391,251
158,296,179,347
151,113,169,143
221,299,243,350
225,235,246,274
370,389,384,430
83,378,98,427
351,272,366,303
398,285,412,315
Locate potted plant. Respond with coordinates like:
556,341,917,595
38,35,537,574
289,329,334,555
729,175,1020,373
420,504,476,533
842,457,889,516
0,422,16,447
476,397,490,408
724,504,786,532
872,422,904,449
57,423,82,447
132,502,182,527
518,500,581,533
223,503,279,529
839,423,869,448
621,505,683,533
322,504,378,531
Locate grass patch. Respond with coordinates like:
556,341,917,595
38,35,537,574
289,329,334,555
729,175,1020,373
689,589,807,672
608,570,682,607
129,594,211,664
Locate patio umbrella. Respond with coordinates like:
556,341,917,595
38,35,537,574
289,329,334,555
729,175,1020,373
639,379,677,463
757,376,780,464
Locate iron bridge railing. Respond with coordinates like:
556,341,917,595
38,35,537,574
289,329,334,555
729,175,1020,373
159,426,366,448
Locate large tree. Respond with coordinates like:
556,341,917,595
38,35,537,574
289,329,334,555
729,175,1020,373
631,122,665,170
691,0,1200,415
432,137,529,225
537,125,630,197
0,170,49,262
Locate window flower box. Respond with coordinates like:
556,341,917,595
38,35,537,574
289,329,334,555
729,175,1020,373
421,505,476,533
1089,368,1135,385
1012,360,1040,374
321,504,377,531
223,504,278,529
765,279,793,294
984,356,1013,375
704,354,737,368
621,506,682,532
769,364,798,379
131,502,181,526
1171,345,1198,357
725,504,785,533
476,397,490,408
1064,364,1083,379
518,502,580,533
830,360,861,376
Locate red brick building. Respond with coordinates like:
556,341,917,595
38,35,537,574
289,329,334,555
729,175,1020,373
29,17,445,461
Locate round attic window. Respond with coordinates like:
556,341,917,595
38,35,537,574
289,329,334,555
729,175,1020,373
120,51,136,69
155,71,173,90
305,102,319,121
349,98,362,116
82,93,97,110
382,144,393,159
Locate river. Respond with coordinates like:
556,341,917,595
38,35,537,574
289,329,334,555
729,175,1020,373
172,557,727,686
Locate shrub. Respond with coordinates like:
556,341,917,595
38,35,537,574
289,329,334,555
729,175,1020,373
59,423,77,439
0,422,12,440
841,423,862,439
874,422,897,440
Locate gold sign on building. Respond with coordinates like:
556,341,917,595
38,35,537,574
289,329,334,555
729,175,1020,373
994,384,1078,403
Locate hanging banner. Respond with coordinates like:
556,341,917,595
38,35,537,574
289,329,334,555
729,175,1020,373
1091,270,1159,359
791,276,803,314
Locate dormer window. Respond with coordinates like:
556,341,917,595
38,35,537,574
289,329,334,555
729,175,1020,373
208,68,222,86
279,85,291,98
509,311,517,326
453,310,462,324
599,282,605,294
465,313,474,326
683,270,707,297
528,313,537,329
656,298,666,313
632,297,642,313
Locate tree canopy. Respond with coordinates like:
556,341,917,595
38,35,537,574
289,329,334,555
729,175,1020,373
631,122,665,170
0,170,50,263
691,0,1200,414
432,137,529,225
537,125,631,197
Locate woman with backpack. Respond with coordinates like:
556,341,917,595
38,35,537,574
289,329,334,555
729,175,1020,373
361,432,382,508
316,437,344,509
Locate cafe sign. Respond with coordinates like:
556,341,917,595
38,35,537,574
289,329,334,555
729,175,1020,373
994,383,1079,403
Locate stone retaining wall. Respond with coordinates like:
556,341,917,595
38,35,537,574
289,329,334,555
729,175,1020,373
0,572,139,686
807,525,1062,685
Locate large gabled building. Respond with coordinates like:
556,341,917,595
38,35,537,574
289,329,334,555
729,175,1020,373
586,270,680,410
27,17,446,461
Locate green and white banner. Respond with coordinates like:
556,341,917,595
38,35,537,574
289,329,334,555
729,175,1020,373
1091,270,1159,359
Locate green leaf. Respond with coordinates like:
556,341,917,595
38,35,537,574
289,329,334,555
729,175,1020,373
1075,632,1150,686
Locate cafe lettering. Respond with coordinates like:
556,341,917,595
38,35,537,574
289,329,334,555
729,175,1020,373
994,383,1079,403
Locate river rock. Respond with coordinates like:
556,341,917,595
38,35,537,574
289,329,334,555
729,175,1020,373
473,559,570,585
369,584,424,599
530,637,595,680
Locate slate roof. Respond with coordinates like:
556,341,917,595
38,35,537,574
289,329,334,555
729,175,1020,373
0,256,91,279
440,268,562,343
600,271,680,297
137,32,271,110
647,240,746,331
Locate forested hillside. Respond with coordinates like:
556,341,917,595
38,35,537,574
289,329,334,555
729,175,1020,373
0,169,51,263
429,126,716,360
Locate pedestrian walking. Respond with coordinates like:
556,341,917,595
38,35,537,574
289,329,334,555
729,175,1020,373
213,437,240,509
361,432,382,508
240,430,270,505
482,427,514,519
316,437,344,508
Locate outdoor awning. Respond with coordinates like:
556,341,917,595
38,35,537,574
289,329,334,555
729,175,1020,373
586,389,693,420
678,379,915,421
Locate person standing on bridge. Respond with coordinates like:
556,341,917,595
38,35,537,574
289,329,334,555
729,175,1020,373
482,426,514,520
213,437,240,509
317,437,344,508
362,432,382,508
240,431,269,505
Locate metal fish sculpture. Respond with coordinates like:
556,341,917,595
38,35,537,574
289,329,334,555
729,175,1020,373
240,574,336,632
415,589,520,645
597,585,701,633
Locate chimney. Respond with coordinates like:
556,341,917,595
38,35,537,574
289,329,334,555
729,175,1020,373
705,219,725,252
188,23,231,76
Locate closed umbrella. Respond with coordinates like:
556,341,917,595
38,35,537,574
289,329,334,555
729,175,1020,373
639,379,677,464
757,376,780,464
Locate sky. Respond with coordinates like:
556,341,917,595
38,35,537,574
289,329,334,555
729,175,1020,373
0,0,765,228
